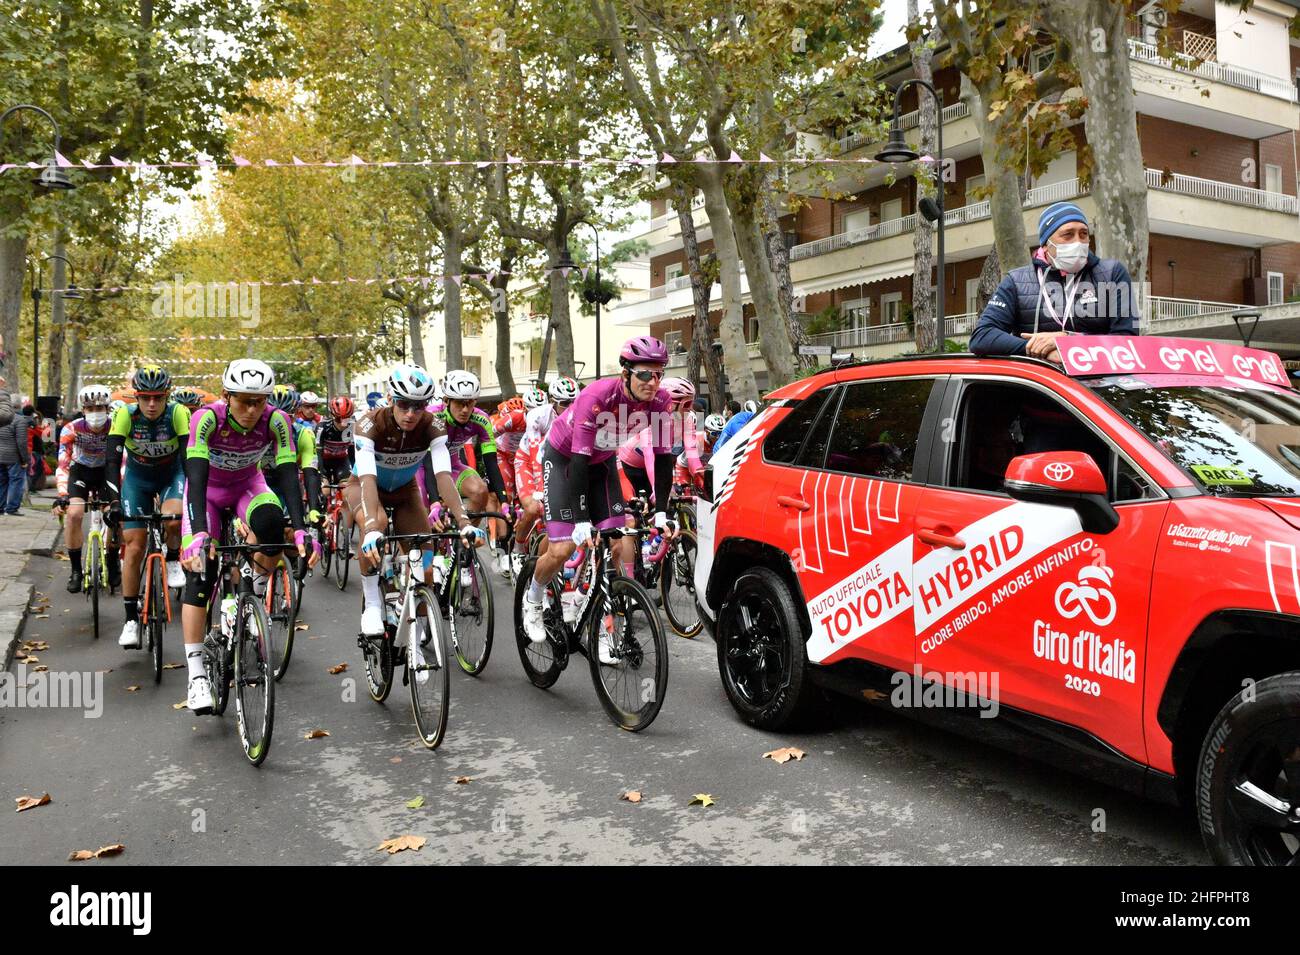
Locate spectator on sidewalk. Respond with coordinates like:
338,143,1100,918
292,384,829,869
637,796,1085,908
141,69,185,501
0,402,31,515
970,202,1138,363
0,375,14,428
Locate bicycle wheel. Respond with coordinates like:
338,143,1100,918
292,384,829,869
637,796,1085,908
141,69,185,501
267,561,295,682
319,521,333,579
450,546,494,675
334,516,351,591
408,585,451,748
588,575,668,732
660,530,702,638
88,538,102,641
360,588,393,703
149,556,165,683
513,556,565,689
233,593,275,766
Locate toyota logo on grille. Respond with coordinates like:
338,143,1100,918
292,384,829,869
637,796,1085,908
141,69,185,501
1044,462,1075,483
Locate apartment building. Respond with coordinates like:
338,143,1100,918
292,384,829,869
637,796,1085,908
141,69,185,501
349,259,651,401
612,0,1300,379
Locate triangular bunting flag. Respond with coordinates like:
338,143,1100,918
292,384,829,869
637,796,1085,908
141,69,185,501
55,151,73,167
233,155,251,166
660,152,677,163
727,150,743,163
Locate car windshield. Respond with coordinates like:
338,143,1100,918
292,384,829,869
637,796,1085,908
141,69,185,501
1088,376,1300,496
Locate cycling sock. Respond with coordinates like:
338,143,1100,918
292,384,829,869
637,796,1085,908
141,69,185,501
361,574,381,610
623,562,635,578
186,645,205,679
165,546,180,563
527,577,545,603
123,597,138,622
69,548,82,572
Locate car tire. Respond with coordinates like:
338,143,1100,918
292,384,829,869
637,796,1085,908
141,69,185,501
1195,671,1300,866
716,566,825,730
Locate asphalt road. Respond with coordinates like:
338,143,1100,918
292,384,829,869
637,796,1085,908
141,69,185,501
1,548,1208,865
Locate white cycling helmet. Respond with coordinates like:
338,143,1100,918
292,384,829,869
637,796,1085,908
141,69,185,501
548,376,579,403
375,395,391,408
387,364,436,402
522,387,547,411
299,390,320,405
222,358,275,395
78,384,111,407
743,399,759,414
443,369,481,401
705,413,726,434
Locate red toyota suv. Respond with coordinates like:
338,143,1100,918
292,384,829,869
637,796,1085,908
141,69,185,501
694,336,1300,866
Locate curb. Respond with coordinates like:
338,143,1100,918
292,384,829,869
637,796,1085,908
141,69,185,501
1,583,36,674
2,496,63,674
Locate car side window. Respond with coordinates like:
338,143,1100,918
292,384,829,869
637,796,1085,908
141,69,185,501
946,380,1155,502
822,378,934,481
763,386,835,465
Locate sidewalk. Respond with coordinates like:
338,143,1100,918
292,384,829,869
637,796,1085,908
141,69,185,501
1,487,63,671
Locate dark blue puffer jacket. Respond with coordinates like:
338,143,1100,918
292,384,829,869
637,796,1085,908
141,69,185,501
969,250,1138,356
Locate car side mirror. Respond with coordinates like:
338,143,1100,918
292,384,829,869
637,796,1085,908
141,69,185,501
1003,452,1119,535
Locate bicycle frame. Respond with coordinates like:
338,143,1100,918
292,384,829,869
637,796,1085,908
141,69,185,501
139,512,182,627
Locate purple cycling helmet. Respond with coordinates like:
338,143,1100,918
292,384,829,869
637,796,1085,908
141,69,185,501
619,335,669,367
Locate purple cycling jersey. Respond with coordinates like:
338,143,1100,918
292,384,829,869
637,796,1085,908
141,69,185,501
186,401,297,484
545,376,672,464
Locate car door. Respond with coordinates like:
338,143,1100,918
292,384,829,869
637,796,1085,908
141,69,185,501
766,374,943,673
912,375,1168,764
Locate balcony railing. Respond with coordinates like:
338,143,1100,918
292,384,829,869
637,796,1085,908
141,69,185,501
803,312,980,351
1127,37,1298,103
1145,167,1297,213
831,101,971,156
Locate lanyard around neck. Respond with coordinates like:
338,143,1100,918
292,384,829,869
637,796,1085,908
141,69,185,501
1036,266,1080,330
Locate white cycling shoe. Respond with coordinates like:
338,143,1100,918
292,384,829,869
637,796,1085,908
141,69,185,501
522,594,548,644
361,605,385,636
187,675,213,714
166,560,186,589
597,628,620,666
511,552,526,576
118,620,142,649
497,552,512,577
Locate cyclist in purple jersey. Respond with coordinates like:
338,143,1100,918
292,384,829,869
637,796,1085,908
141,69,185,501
434,368,505,526
523,336,680,660
176,359,316,713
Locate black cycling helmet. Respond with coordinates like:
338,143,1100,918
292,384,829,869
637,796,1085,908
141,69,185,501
132,364,172,394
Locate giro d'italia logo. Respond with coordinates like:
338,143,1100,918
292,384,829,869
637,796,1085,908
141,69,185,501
1043,462,1074,483
1054,564,1117,627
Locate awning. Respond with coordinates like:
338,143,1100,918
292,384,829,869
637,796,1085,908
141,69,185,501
792,261,913,297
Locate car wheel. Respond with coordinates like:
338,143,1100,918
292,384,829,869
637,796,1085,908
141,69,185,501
716,566,824,730
1196,671,1300,866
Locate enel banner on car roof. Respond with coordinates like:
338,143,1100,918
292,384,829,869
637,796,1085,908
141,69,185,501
1057,336,1290,387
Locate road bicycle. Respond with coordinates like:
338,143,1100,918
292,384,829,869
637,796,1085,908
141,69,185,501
624,496,702,639
356,529,452,749
513,525,668,732
318,481,352,591
137,509,183,684
80,489,113,641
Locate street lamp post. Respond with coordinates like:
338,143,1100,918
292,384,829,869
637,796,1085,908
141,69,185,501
577,222,612,377
0,104,74,191
30,253,82,404
876,79,945,354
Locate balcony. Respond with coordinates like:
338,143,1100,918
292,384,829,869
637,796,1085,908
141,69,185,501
830,101,972,157
1127,37,1297,103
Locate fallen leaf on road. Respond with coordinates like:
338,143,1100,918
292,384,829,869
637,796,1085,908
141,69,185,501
126,686,141,693
862,689,888,701
15,793,51,812
620,791,643,803
405,796,425,809
32,665,48,673
389,756,403,764
162,663,184,670
295,623,309,631
34,614,49,619
54,553,68,561
304,729,330,740
689,794,715,807
453,776,472,785
62,609,70,613
97,668,113,674
307,635,321,640
763,747,806,765
68,844,125,861
328,663,347,675
172,701,188,710
377,835,426,855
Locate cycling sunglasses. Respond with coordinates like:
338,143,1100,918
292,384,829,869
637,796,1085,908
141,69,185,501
394,399,428,413
630,369,664,383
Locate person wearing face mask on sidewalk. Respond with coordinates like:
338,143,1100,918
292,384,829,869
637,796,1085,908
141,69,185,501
970,202,1138,364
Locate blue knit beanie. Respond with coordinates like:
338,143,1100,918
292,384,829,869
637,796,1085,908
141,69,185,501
1038,202,1088,246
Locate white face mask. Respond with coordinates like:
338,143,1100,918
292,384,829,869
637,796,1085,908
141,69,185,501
84,411,109,429
1049,240,1089,274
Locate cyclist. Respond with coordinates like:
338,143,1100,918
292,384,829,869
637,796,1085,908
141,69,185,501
172,387,203,414
105,365,190,649
522,337,677,662
55,384,119,594
432,370,506,532
488,392,534,574
512,376,578,574
177,359,315,713
263,384,323,542
702,413,726,462
618,376,704,504
297,391,323,435
714,399,759,451
317,395,355,488
348,364,481,639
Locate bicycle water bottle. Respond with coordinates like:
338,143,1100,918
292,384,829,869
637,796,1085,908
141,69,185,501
220,596,237,637
431,554,448,587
